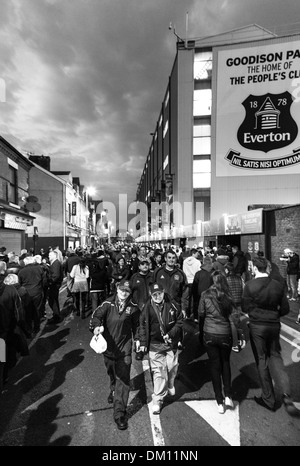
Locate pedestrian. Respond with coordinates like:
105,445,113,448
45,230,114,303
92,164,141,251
18,255,46,333
153,249,164,270
182,248,201,320
70,256,89,319
47,250,64,324
224,261,244,316
0,247,8,263
199,271,240,414
3,273,32,338
111,255,130,295
153,249,189,319
130,257,154,313
89,280,140,430
231,245,247,277
89,254,109,312
284,248,299,301
242,256,298,415
212,248,230,276
6,252,21,275
0,267,29,389
192,254,214,323
137,282,183,414
129,249,139,276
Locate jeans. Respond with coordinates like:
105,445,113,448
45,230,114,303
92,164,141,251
104,354,132,420
249,322,290,409
48,284,61,317
90,291,106,312
204,332,232,405
74,291,88,314
286,274,298,299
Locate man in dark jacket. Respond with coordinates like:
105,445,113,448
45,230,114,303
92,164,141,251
242,256,298,416
64,249,80,296
153,249,189,318
130,257,154,312
192,254,214,322
232,245,246,277
89,253,109,312
89,280,140,430
18,255,47,333
0,276,28,389
138,282,183,414
47,250,63,324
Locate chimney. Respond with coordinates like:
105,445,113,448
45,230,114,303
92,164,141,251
29,155,51,171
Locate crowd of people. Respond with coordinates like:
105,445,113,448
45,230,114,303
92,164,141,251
0,241,299,430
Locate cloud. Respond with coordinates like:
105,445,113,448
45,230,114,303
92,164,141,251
1,0,300,208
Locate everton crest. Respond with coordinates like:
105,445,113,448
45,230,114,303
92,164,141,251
237,92,298,153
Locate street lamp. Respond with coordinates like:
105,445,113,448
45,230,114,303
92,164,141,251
85,186,96,247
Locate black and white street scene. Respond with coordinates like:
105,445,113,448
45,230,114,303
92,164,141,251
0,0,300,451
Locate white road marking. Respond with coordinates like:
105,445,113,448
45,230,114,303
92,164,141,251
185,400,241,446
141,358,165,446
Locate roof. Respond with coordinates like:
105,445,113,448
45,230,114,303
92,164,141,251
193,24,277,48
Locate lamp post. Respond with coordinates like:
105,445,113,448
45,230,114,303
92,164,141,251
85,186,96,247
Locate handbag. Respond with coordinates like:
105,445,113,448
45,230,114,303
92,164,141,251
90,334,107,354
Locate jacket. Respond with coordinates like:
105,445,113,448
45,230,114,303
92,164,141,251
130,270,154,311
89,295,140,359
153,265,189,312
18,263,46,297
242,276,289,324
192,264,213,316
89,262,109,291
212,255,229,276
287,253,299,275
182,256,201,284
232,250,246,276
138,294,183,352
199,285,239,336
49,259,64,286
0,281,25,340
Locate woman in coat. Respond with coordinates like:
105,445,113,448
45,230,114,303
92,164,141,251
199,271,239,414
70,257,89,319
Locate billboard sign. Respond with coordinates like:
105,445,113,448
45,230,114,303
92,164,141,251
216,39,300,177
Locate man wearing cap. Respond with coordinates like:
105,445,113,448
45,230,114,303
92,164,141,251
153,249,189,319
130,257,154,312
242,256,298,415
137,282,183,414
89,280,140,430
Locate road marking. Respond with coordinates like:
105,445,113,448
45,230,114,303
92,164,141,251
185,400,241,446
141,358,165,446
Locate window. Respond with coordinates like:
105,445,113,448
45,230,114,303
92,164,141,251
8,164,18,204
194,51,212,81
193,158,211,188
163,120,169,138
193,124,211,155
193,89,212,116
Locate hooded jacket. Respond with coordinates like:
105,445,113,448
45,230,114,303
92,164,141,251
183,256,201,284
192,263,214,316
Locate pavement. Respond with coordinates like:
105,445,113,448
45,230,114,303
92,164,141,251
281,299,300,336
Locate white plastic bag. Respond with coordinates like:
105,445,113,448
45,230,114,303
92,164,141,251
90,334,107,354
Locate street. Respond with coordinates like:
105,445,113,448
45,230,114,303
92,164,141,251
0,281,300,448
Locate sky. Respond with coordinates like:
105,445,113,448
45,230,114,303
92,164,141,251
1,0,300,208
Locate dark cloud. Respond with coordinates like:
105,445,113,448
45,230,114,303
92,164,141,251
1,0,300,206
